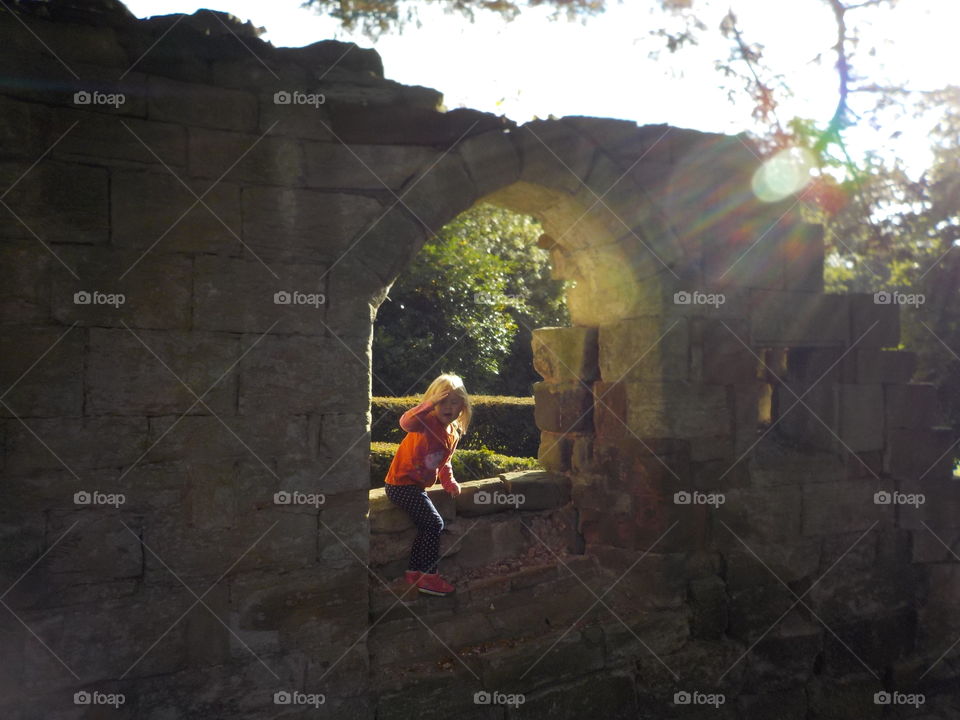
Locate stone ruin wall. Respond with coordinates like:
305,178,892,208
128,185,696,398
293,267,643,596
1,2,958,718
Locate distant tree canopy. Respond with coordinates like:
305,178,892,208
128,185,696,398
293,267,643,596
371,204,569,397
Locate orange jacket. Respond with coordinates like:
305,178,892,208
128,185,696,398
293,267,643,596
384,400,461,491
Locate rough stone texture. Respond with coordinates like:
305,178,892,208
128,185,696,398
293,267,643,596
531,326,599,384
1,3,957,718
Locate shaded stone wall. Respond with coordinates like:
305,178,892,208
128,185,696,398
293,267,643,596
1,2,958,718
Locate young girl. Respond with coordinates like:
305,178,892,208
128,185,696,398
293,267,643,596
383,373,472,596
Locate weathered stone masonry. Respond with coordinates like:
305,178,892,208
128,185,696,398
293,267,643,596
1,2,958,718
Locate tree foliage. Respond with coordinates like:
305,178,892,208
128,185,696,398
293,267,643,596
372,204,569,397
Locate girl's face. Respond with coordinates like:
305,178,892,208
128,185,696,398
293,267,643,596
434,392,464,425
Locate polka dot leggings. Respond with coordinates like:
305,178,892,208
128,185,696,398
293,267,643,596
384,483,444,573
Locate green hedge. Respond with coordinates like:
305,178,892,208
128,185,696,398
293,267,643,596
371,395,539,457
370,441,541,488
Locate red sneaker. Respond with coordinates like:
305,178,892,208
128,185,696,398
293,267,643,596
416,572,455,596
404,570,423,585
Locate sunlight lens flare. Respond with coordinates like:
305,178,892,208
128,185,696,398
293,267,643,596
751,147,816,202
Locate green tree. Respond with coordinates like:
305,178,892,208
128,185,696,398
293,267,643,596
372,203,569,396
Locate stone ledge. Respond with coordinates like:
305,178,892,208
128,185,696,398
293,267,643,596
368,471,571,534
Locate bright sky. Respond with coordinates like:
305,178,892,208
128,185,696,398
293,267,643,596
122,0,957,176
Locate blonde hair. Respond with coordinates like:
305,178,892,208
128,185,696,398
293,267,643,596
422,373,472,437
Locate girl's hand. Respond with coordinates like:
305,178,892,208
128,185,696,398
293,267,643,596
447,480,462,497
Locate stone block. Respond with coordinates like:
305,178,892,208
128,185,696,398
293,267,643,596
256,88,333,141
304,141,440,190
884,427,955,481
4,417,147,474
16,588,189,692
594,380,731,440
86,328,238,416
773,382,838,453
327,104,503,145
896,477,960,531
689,458,749,492
144,414,310,467
0,242,51,325
457,129,519,197
837,384,885,452
782,222,825,292
241,185,382,263
515,119,596,195
885,383,941,430
479,627,605,692
238,334,367,415
531,326,599,383
910,527,960,562
455,476,509,517
562,116,640,150
689,575,728,639
533,380,594,433
745,616,822,691
747,439,846,487
500,470,571,511
727,584,800,643
731,381,764,455
821,610,917,679
188,127,306,185
39,510,142,580
689,435,735,463
0,326,83,418
111,169,242,254
738,690,808,720
144,505,321,574
696,318,758,384
714,485,802,545
920,564,960,635
574,156,679,266
849,292,900,349
702,219,786,291
538,431,573,473
193,255,327,334
51,248,192,329
749,290,848,346
598,315,689,382
346,204,426,292
147,75,258,132
603,608,689,665
724,539,821,591
394,154,478,235
840,348,917,384
0,160,109,244
801,479,892,536
53,109,187,168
